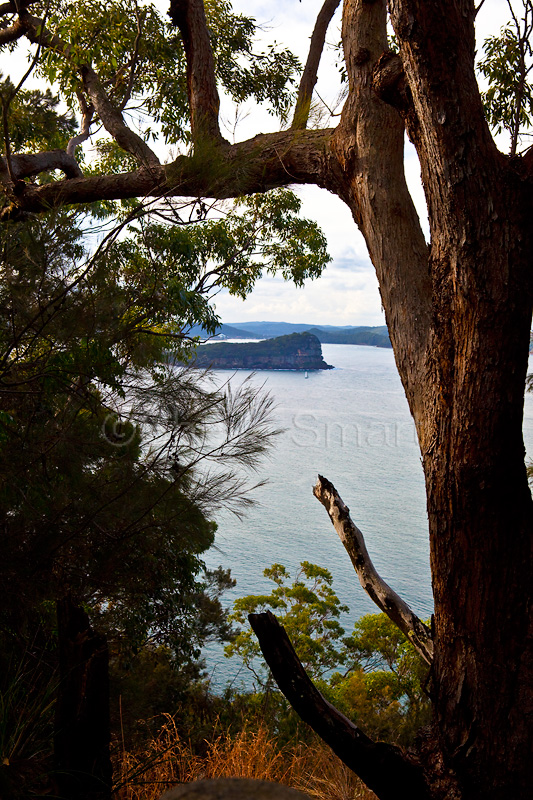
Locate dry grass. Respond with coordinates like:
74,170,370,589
113,717,377,800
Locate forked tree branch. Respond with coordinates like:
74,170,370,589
313,475,434,665
168,0,226,145
249,611,432,800
291,0,341,130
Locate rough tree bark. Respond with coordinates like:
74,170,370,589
2,0,533,798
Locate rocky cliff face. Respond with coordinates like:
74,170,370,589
194,332,333,370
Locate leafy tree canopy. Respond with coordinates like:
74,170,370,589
36,0,300,143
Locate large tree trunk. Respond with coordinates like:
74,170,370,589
272,1,533,796
387,3,533,795
421,179,533,799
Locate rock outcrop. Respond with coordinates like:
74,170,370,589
194,332,333,371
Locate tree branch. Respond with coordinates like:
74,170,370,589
332,0,431,438
0,15,26,44
0,128,334,218
248,611,432,800
507,0,533,157
168,0,226,145
66,93,94,158
21,11,160,167
371,51,406,104
79,62,160,165
1,149,83,180
0,1,39,15
521,144,533,175
291,0,341,130
313,475,434,665
118,0,142,112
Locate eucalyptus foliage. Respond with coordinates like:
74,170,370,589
226,562,431,744
479,1,533,153
36,0,300,146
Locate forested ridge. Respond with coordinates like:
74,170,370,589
1,0,533,799
191,322,391,347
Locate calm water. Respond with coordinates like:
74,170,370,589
202,344,533,687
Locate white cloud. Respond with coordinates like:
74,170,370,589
213,258,384,327
219,0,515,327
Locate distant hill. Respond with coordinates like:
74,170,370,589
306,326,391,348
187,323,262,340
194,332,333,371
186,321,391,347
230,321,319,338
229,321,391,347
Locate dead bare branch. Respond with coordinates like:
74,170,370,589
313,474,434,665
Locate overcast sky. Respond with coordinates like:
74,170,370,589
213,0,512,327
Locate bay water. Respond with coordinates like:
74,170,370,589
202,343,533,689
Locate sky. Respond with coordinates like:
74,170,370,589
1,0,513,328
210,0,513,327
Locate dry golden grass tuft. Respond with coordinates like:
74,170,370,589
113,717,377,800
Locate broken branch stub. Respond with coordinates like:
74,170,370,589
313,474,433,665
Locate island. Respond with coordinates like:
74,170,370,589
193,332,333,370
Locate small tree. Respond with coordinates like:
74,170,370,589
228,563,430,744
226,562,349,687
